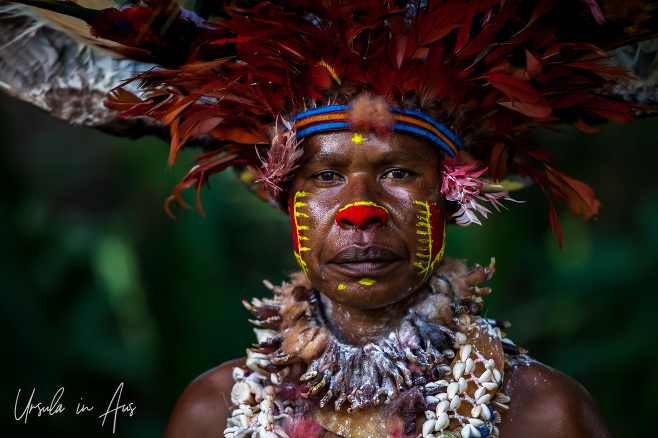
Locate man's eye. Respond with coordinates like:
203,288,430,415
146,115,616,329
383,169,410,179
315,171,340,182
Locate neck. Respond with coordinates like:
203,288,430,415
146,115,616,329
318,284,429,345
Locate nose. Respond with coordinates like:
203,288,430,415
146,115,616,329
336,202,389,230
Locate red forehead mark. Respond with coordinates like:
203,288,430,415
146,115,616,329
290,191,311,274
413,200,446,280
335,202,389,230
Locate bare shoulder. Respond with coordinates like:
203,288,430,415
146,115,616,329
163,357,246,438
497,355,612,438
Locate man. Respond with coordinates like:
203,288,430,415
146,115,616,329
161,130,611,438
2,0,653,436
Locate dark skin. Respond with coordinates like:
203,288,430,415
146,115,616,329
163,132,612,438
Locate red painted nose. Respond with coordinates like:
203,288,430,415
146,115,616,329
336,202,389,230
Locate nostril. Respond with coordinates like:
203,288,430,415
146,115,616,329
339,218,355,230
368,217,382,227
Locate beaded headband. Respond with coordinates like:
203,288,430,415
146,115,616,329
292,105,462,157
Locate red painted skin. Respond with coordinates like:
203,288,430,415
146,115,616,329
427,201,445,263
290,192,300,253
335,204,389,229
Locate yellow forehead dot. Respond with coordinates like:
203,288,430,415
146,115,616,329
351,133,367,144
358,278,376,286
337,284,346,290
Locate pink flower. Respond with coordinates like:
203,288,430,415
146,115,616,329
441,160,521,226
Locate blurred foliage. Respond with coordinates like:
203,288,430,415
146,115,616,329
1,94,657,437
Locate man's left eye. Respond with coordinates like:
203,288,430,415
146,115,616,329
383,169,410,179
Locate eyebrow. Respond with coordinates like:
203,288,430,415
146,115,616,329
305,148,429,166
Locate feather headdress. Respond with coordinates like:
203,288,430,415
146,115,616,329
6,0,658,244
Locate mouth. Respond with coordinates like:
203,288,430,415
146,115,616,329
328,246,401,276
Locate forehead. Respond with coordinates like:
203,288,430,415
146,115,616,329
297,131,441,169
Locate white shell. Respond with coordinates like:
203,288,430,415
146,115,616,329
469,424,482,437
468,418,485,427
461,425,472,438
435,412,450,431
246,379,264,403
464,358,475,375
496,393,511,404
450,395,461,410
263,386,276,399
425,381,440,390
471,405,482,418
480,403,491,420
486,359,495,370
493,401,509,411
474,386,486,400
423,419,437,437
425,410,437,420
272,424,288,438
257,412,271,426
482,382,498,390
458,333,468,345
231,381,254,405
426,395,441,404
477,394,492,405
460,345,472,362
239,414,249,428
458,377,468,393
478,370,492,383
492,369,502,383
447,382,459,399
443,349,455,359
437,392,449,401
438,364,452,374
493,426,500,437
232,368,245,381
453,362,465,380
436,401,450,415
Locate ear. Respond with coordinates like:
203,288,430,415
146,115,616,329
440,197,457,224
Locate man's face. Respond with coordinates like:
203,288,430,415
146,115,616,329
289,131,448,309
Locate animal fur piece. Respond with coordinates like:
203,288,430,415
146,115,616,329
347,95,395,136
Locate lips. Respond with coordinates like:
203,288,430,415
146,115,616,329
328,246,400,276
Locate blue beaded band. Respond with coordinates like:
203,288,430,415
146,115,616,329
291,104,462,157
392,123,456,157
297,121,350,138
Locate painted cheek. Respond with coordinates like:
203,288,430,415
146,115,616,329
413,200,446,280
290,191,312,274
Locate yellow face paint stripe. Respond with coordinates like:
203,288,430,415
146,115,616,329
413,200,446,281
338,201,389,214
293,191,312,275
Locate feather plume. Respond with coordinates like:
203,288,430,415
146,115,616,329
5,0,657,235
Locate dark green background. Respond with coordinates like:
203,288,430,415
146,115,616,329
1,94,656,437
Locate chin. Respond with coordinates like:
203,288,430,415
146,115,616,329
319,280,419,309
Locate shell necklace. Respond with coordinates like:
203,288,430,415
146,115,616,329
224,259,520,438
